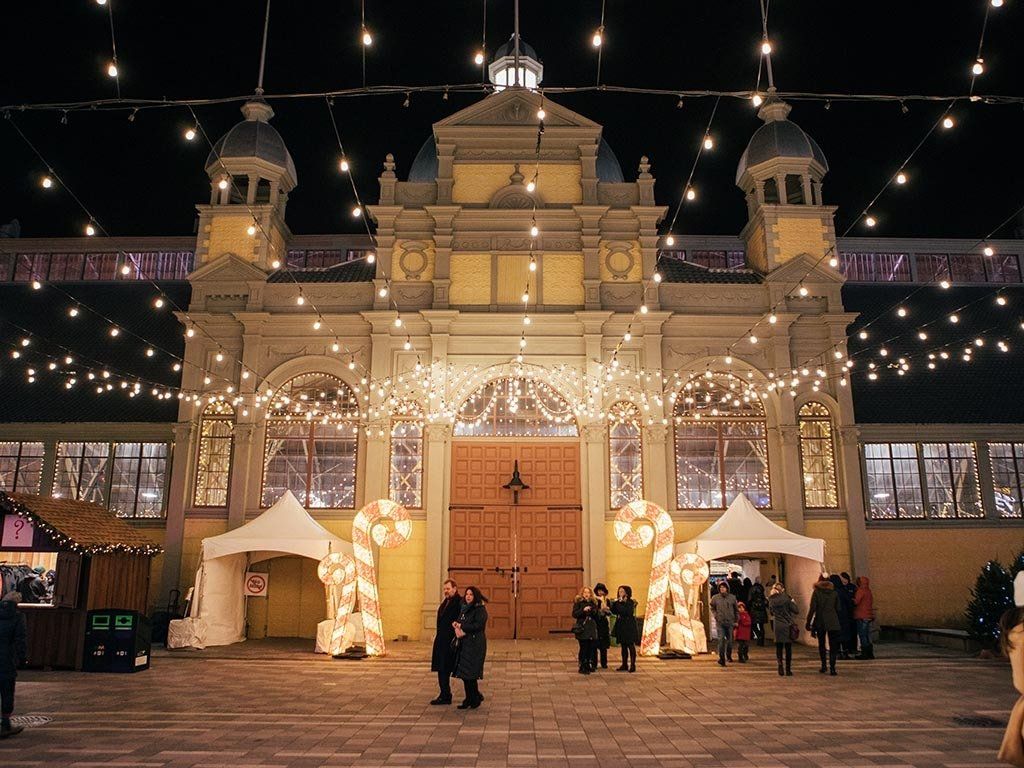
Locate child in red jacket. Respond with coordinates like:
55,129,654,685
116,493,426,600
735,602,753,663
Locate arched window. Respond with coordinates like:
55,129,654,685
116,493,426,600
390,421,423,508
763,177,780,204
261,373,359,508
798,402,839,509
785,174,806,204
453,377,578,437
194,401,234,507
609,402,642,508
673,371,770,509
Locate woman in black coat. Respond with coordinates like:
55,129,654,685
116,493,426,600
0,592,27,738
573,588,600,675
430,580,463,705
453,586,488,709
592,583,612,670
609,585,638,673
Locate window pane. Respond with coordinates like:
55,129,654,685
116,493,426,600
0,441,44,494
799,405,839,509
390,422,423,508
864,444,897,519
915,254,949,284
309,436,357,508
675,423,720,509
890,443,924,518
721,421,770,508
985,253,1020,284
136,443,168,518
609,411,642,509
54,442,109,505
949,443,983,518
262,425,310,507
989,443,1022,518
948,254,986,283
109,442,142,517
195,411,233,507
922,442,982,519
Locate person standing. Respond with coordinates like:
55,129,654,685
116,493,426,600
768,582,798,676
430,579,462,705
738,577,752,606
748,579,768,647
726,571,743,597
998,572,1024,767
16,567,45,605
836,573,858,658
572,587,599,674
853,576,875,660
0,591,27,739
806,577,842,676
453,586,488,710
592,583,611,670
710,581,738,666
734,602,752,663
610,585,638,673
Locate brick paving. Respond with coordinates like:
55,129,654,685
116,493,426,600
2,639,1016,767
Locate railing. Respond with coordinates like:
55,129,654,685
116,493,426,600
658,249,747,270
0,251,195,282
285,248,375,270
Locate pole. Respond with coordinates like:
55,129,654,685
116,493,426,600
256,0,272,96
513,0,521,87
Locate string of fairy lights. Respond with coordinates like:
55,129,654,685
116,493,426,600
1,0,1022,429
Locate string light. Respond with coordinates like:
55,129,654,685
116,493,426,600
685,187,696,201
896,171,907,185
972,58,984,76
106,62,118,78
184,127,196,141
592,28,603,47
339,157,350,172
703,135,714,150
665,234,675,247
366,252,376,264
761,41,772,55
942,116,955,129
361,27,373,46
41,176,53,189
218,177,229,190
537,107,546,120
864,215,877,228
154,296,164,308
352,206,362,217
68,306,79,317
530,223,539,237
474,50,485,65
896,306,907,317
983,245,995,257
85,222,96,236
752,93,763,107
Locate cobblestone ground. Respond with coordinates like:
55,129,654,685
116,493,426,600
1,639,1016,768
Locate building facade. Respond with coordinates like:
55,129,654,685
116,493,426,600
2,45,1021,640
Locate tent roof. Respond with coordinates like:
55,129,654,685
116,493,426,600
202,490,352,562
676,493,825,563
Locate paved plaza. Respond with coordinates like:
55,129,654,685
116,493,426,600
1,639,1016,768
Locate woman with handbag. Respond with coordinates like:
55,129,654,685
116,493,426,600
768,582,799,677
452,586,488,710
572,587,599,675
610,585,638,672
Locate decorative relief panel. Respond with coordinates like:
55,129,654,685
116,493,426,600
599,240,642,282
392,240,436,281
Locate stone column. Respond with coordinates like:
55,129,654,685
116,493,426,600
160,421,195,598
777,425,806,533
360,312,398,505
575,206,609,311
227,423,255,528
582,422,607,583
838,425,870,576
426,206,460,310
643,424,670,508
421,423,451,630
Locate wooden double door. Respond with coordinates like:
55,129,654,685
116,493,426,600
449,442,583,639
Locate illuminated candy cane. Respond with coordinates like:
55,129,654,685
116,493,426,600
318,552,357,656
668,552,710,655
614,499,675,656
352,499,412,657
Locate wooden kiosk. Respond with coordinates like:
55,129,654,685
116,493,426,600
0,491,161,669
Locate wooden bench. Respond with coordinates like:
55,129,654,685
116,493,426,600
881,625,979,653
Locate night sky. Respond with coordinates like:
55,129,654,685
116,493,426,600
1,1,1023,240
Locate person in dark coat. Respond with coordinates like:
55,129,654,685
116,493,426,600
806,577,842,675
748,580,768,646
726,571,743,597
0,591,27,739
16,567,46,605
738,577,752,606
592,583,611,670
838,572,859,657
572,588,599,674
610,585,638,672
453,586,488,709
430,579,462,705
768,583,799,676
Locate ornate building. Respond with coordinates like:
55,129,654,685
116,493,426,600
1,42,1020,640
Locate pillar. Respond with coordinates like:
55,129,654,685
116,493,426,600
421,423,451,629
583,422,607,584
160,421,194,597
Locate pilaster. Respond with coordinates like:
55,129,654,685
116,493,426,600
421,422,451,630
160,421,194,598
582,422,607,584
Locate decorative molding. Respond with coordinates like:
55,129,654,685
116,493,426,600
642,423,668,443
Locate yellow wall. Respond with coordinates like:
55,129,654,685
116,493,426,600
496,255,536,305
543,254,585,305
805,519,852,577
744,221,767,273
450,254,491,305
452,163,582,204
205,216,257,264
772,216,829,265
867,527,1023,628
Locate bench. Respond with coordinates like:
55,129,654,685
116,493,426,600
881,625,980,653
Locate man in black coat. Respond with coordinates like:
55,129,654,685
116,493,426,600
0,591,28,739
430,579,462,705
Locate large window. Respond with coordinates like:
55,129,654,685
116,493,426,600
453,376,578,437
864,442,982,520
673,372,770,509
798,403,839,509
389,421,423,508
194,402,234,507
990,443,1024,518
609,402,642,509
261,373,359,508
0,441,44,494
53,441,168,518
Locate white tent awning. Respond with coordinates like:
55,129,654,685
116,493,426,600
676,493,825,563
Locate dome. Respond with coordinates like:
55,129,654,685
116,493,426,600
204,100,297,183
735,95,827,185
491,36,540,63
407,135,624,183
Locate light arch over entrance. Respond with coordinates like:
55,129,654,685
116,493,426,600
453,375,579,437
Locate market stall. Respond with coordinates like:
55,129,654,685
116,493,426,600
0,491,161,669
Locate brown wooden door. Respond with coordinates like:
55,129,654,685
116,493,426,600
449,442,582,639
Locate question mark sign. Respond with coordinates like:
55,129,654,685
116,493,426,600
12,518,25,540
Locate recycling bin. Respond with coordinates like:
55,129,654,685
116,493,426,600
83,610,152,673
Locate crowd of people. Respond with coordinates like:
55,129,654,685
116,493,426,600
571,583,639,674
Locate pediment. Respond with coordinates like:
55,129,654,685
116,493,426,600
189,252,268,283
765,252,845,285
434,89,601,130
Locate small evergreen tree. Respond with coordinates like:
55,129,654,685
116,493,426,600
965,560,1013,648
1010,547,1024,579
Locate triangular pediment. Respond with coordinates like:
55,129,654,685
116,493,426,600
765,252,844,285
434,89,601,130
189,252,268,283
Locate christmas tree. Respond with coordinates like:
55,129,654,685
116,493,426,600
1011,547,1024,579
965,560,1013,649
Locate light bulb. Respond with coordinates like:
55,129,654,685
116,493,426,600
520,336,527,348
521,291,530,303
378,286,388,298
69,306,79,317
97,0,107,5
523,316,531,325
313,319,322,330
997,295,1007,306
896,171,907,185
749,334,758,344
85,223,96,236
752,93,763,107
394,317,402,327
897,307,907,317
270,259,280,269
942,116,955,130
983,245,994,257
859,330,868,340
972,59,984,76
218,178,229,190
352,206,362,218
362,28,373,46
154,297,164,308
109,327,120,337
121,264,131,275
296,294,305,305
404,340,412,351
107,62,118,78
665,234,675,246
640,304,649,314
653,272,662,283
41,176,53,189
798,285,808,297
32,280,41,290
474,51,485,66
940,279,951,289
949,313,959,323
865,215,877,228
829,257,839,268
592,31,603,47
992,0,1004,6
529,259,537,272
247,223,256,236
623,331,631,341
769,313,777,324
686,187,696,201
530,224,539,237
186,327,195,338
537,107,546,120
918,331,928,340
185,128,196,141
366,252,376,264
761,41,772,55
526,180,536,193
703,135,714,150
147,348,155,358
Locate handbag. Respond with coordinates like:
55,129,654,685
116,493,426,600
789,624,800,642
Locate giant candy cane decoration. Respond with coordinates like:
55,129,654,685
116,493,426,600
614,499,675,656
352,499,412,656
318,551,357,656
668,552,710,655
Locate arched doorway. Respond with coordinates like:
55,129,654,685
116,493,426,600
448,376,582,639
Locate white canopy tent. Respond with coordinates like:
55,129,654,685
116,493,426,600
673,493,826,648
168,491,355,649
